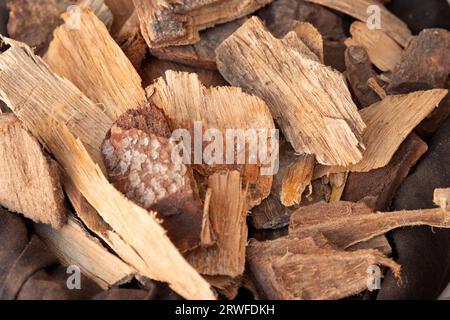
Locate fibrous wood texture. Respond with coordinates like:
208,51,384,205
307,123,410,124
36,216,135,289
0,39,215,300
247,236,400,300
280,154,315,206
305,0,412,47
216,17,366,167
148,70,276,208
186,171,248,278
0,113,67,228
314,89,448,176
346,21,403,72
290,205,450,249
45,9,146,120
133,0,272,48
151,18,247,70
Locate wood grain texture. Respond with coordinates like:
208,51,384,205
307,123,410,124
346,21,402,72
305,0,412,47
280,154,315,206
36,216,136,289
247,236,400,300
314,89,448,176
216,17,366,166
186,171,248,278
133,0,272,48
290,206,450,249
148,70,276,208
0,114,67,228
0,39,215,300
45,9,146,120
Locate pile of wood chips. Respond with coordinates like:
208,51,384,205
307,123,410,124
0,0,449,300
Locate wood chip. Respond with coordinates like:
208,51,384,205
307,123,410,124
345,21,403,72
151,18,247,70
259,0,346,40
45,8,146,120
186,171,248,278
434,188,450,211
280,154,315,206
0,39,214,300
342,133,428,211
387,28,450,94
216,17,366,166
133,0,272,48
247,236,400,299
314,89,448,176
305,0,412,47
344,46,383,108
35,216,136,289
148,70,276,208
0,114,67,228
114,10,148,70
290,204,450,249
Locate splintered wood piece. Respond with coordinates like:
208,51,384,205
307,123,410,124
260,0,346,41
0,114,67,228
290,205,450,249
247,237,400,300
102,105,204,252
114,11,148,70
329,172,348,202
387,29,450,94
0,39,214,300
346,21,403,72
133,0,272,48
348,235,392,256
216,17,366,166
186,171,248,278
0,38,112,163
344,46,383,108
45,8,146,120
7,0,74,55
104,0,135,35
434,189,450,211
141,57,227,88
305,0,412,47
314,89,448,176
63,175,150,275
148,71,276,208
80,0,114,29
151,18,247,70
280,154,315,206
35,216,136,289
342,133,428,211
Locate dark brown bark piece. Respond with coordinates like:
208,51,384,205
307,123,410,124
141,57,227,88
151,18,247,70
247,236,400,300
342,133,428,211
379,117,450,300
7,0,75,55
102,106,204,253
344,46,383,109
387,28,450,94
258,0,345,40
